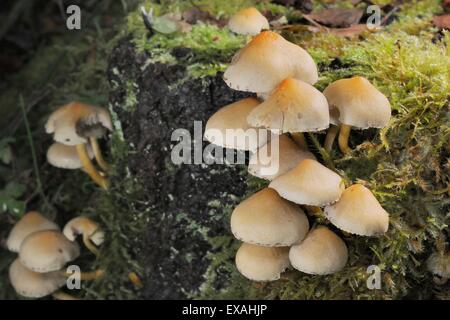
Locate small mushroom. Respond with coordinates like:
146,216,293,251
323,76,391,154
324,184,389,236
204,98,268,151
6,211,59,253
248,134,316,180
426,252,450,284
19,230,80,273
47,142,94,170
45,102,112,189
269,159,344,206
235,243,290,281
228,7,270,35
63,217,104,256
9,258,66,299
247,77,329,148
224,31,318,93
289,226,348,275
231,188,309,247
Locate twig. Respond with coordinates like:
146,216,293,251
19,95,53,213
307,133,335,170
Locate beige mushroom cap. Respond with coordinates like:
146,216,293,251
47,142,94,169
269,159,344,206
248,134,316,180
289,226,348,275
9,259,66,298
224,31,318,93
247,78,329,133
204,97,268,151
19,230,80,273
45,101,112,146
427,252,450,278
63,216,104,246
235,243,290,281
324,184,389,236
228,7,269,35
323,76,391,129
6,211,59,253
231,188,309,247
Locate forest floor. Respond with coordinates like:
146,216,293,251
0,0,449,299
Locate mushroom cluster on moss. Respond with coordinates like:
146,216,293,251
6,211,104,299
45,101,113,189
204,8,393,282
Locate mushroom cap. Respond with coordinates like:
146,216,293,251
247,78,330,133
9,259,66,298
45,101,112,146
324,184,389,236
63,216,104,246
204,97,268,151
47,142,94,169
6,211,59,253
426,252,450,278
289,226,348,275
269,159,344,206
248,134,316,180
323,76,391,129
224,31,318,93
19,230,80,273
231,188,309,247
235,243,290,281
228,7,270,35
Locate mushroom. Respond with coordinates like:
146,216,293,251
323,76,391,154
247,77,329,148
45,102,112,189
19,230,80,273
204,97,268,151
47,142,94,170
9,258,66,299
231,188,309,247
228,7,270,35
235,243,290,281
248,134,316,180
324,184,389,236
63,217,104,256
426,252,450,285
6,211,59,253
289,226,348,275
269,159,344,206
223,31,318,94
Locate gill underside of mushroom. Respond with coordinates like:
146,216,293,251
62,268,105,281
324,125,339,152
83,233,100,257
89,137,111,172
76,143,109,189
338,124,352,154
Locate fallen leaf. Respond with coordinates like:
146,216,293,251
273,0,313,13
305,8,364,28
433,14,450,29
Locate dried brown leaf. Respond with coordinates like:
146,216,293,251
433,14,450,29
305,8,364,28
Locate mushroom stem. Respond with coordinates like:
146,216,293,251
52,290,80,300
89,137,111,173
324,125,339,152
62,268,105,281
83,233,100,257
290,132,308,150
304,205,323,217
338,124,352,154
75,144,109,189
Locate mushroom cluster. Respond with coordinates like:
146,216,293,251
203,8,392,281
6,211,104,299
45,101,113,189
